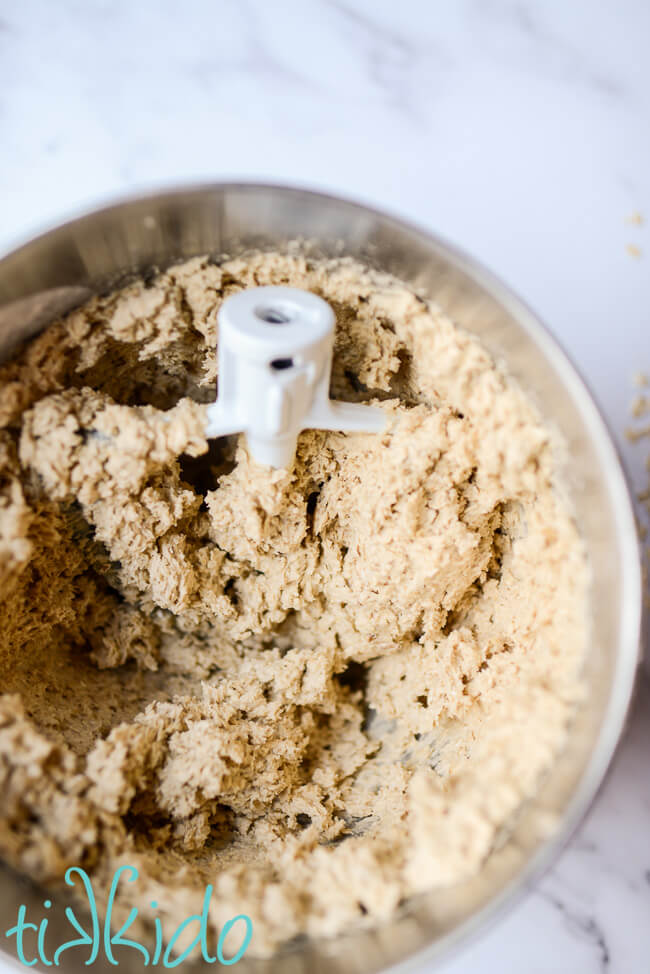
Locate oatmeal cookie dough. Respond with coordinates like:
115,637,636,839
0,251,588,955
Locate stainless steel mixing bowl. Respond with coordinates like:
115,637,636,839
0,184,641,974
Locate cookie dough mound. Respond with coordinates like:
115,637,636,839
0,252,588,957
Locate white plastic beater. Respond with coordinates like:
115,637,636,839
205,286,386,468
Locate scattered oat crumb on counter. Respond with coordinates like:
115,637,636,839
626,243,643,258
0,252,589,956
625,211,645,226
625,424,650,443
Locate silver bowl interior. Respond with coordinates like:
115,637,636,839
0,184,641,974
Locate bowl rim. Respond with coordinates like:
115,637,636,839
0,180,642,974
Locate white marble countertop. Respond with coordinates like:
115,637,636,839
0,0,649,971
